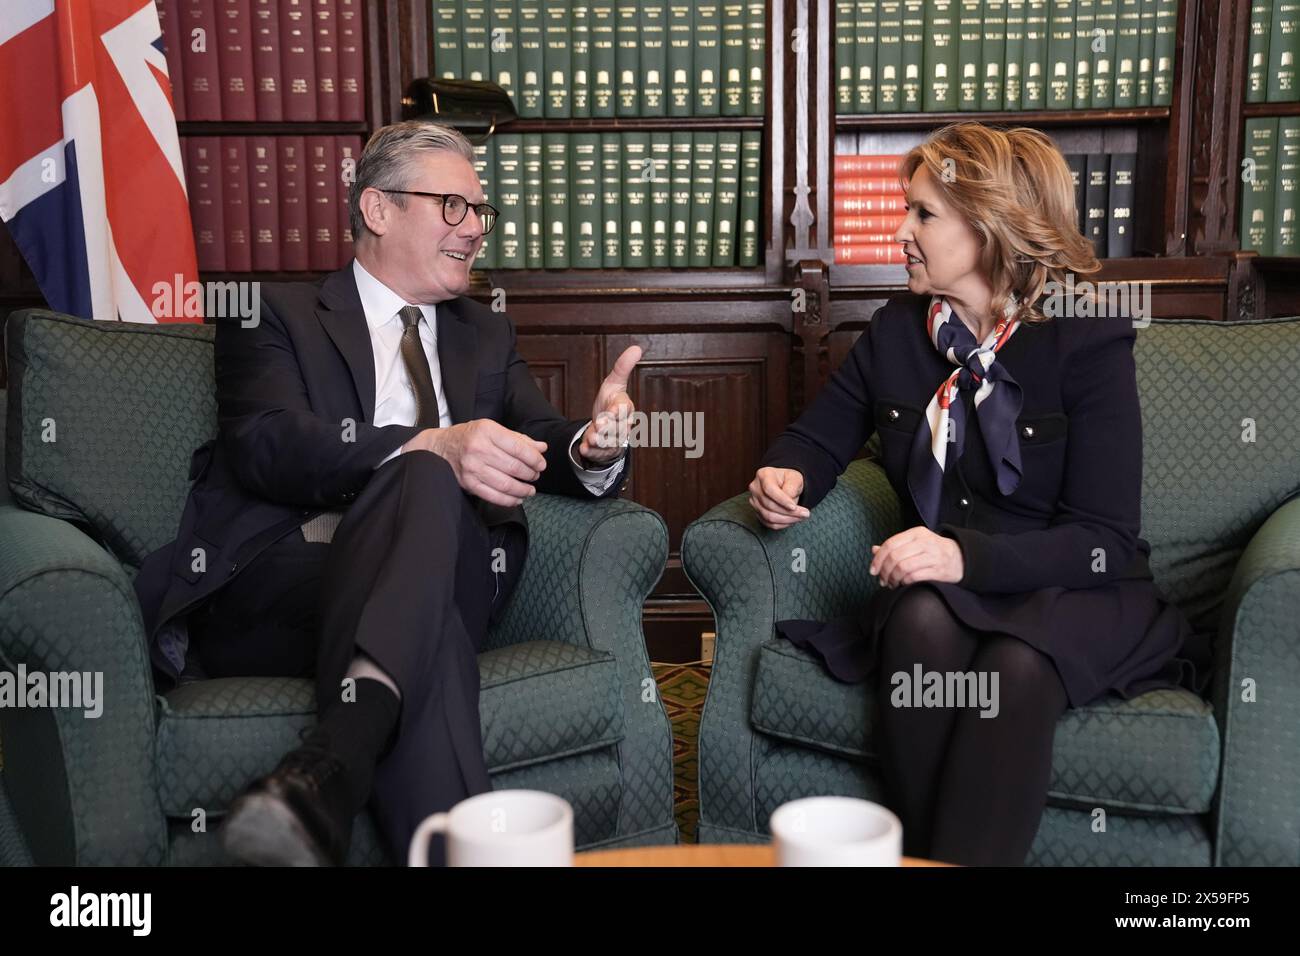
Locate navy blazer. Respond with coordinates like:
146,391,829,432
761,292,1154,595
136,265,619,680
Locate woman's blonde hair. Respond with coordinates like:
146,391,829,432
899,122,1100,325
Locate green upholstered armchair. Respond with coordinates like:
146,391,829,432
683,316,1300,866
0,309,678,865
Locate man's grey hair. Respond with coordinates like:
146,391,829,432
348,121,475,240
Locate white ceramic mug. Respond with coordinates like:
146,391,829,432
408,789,574,867
769,796,903,867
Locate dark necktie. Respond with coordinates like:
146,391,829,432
398,304,440,428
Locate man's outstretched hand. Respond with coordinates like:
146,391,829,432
578,345,643,465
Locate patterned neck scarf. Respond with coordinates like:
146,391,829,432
907,295,1025,529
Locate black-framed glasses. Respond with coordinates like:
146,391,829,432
382,190,499,234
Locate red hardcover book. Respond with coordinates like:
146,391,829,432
834,232,903,245
216,0,256,120
834,243,907,264
249,136,280,271
835,215,907,233
336,0,365,121
221,137,253,271
180,0,222,119
834,195,907,215
306,135,338,270
336,136,362,264
279,136,310,270
156,0,186,120
186,138,226,271
313,0,340,121
280,0,318,120
835,177,906,195
251,0,283,120
834,154,904,176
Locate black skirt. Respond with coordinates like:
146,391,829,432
776,576,1210,709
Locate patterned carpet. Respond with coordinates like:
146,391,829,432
651,661,711,843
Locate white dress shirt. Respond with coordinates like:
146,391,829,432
353,259,625,494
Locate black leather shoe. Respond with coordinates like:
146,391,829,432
219,746,353,866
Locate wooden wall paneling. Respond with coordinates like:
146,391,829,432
513,333,602,420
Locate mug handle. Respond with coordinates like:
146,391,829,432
408,813,450,867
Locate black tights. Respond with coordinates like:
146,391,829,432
873,585,1068,866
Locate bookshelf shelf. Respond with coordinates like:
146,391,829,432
835,108,1172,130
1242,103,1300,120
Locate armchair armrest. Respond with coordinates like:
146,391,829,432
1212,495,1300,866
680,459,904,839
0,507,166,865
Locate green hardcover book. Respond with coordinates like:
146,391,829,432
746,0,767,115
695,2,722,115
668,2,693,117
1091,0,1116,108
572,2,592,116
490,1,519,104
463,1,491,83
1136,0,1156,104
1241,118,1279,254
689,132,718,266
1268,1,1299,102
591,2,616,117
981,0,1007,110
642,2,668,116
523,133,545,267
1004,0,1026,108
650,135,672,266
901,0,925,110
837,1,857,111
599,133,623,266
721,1,747,115
1275,118,1300,253
739,130,762,266
471,138,496,269
855,1,879,113
669,131,693,265
434,0,463,78
1113,0,1140,107
1047,0,1075,109
1152,0,1178,105
877,1,904,111
571,133,602,267
1072,0,1094,108
712,131,741,265
495,133,525,268
926,1,960,111
542,133,570,267
1022,0,1049,107
544,0,571,117
517,1,545,117
616,0,639,115
1247,2,1272,105
622,132,651,267
958,0,983,109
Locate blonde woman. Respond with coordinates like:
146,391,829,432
747,123,1206,865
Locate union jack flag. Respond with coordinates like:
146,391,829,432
0,0,197,322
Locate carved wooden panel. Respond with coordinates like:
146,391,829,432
513,334,601,421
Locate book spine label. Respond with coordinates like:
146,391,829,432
336,0,363,118
473,137,497,269
278,136,309,270
668,2,693,116
1268,1,1300,102
1004,0,1026,109
496,134,527,268
1022,0,1048,108
600,132,624,266
545,0,572,117
721,1,747,115
1065,151,1086,233
669,131,693,266
695,2,722,115
643,2,669,116
182,0,223,119
981,0,1007,110
1136,0,1156,104
739,130,762,266
250,0,283,120
616,0,640,116
1113,0,1140,107
877,1,904,111
279,0,318,120
1275,118,1300,253
1047,0,1074,109
926,0,959,111
1091,0,1116,108
306,135,338,271
854,1,879,113
518,2,545,117
490,1,519,105
1073,0,1094,108
958,0,983,109
523,134,545,267
463,1,491,83
313,0,340,121
572,3,592,116
837,1,857,110
746,1,767,116
1241,118,1279,254
901,0,926,110
689,132,718,266
570,133,602,267
650,135,673,266
713,131,742,265
157,1,187,120
1106,151,1135,256
1246,2,1272,104
1152,0,1178,105
590,2,616,117
336,136,360,263
434,0,464,79
623,132,652,267
187,137,225,270
1083,152,1109,256
248,136,280,271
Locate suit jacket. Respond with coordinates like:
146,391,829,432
136,265,623,679
761,292,1153,595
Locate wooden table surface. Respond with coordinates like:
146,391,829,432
575,844,948,867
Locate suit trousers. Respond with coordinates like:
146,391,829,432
190,450,528,862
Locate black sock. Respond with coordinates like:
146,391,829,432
304,677,401,814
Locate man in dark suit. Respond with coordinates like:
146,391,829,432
134,121,642,866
